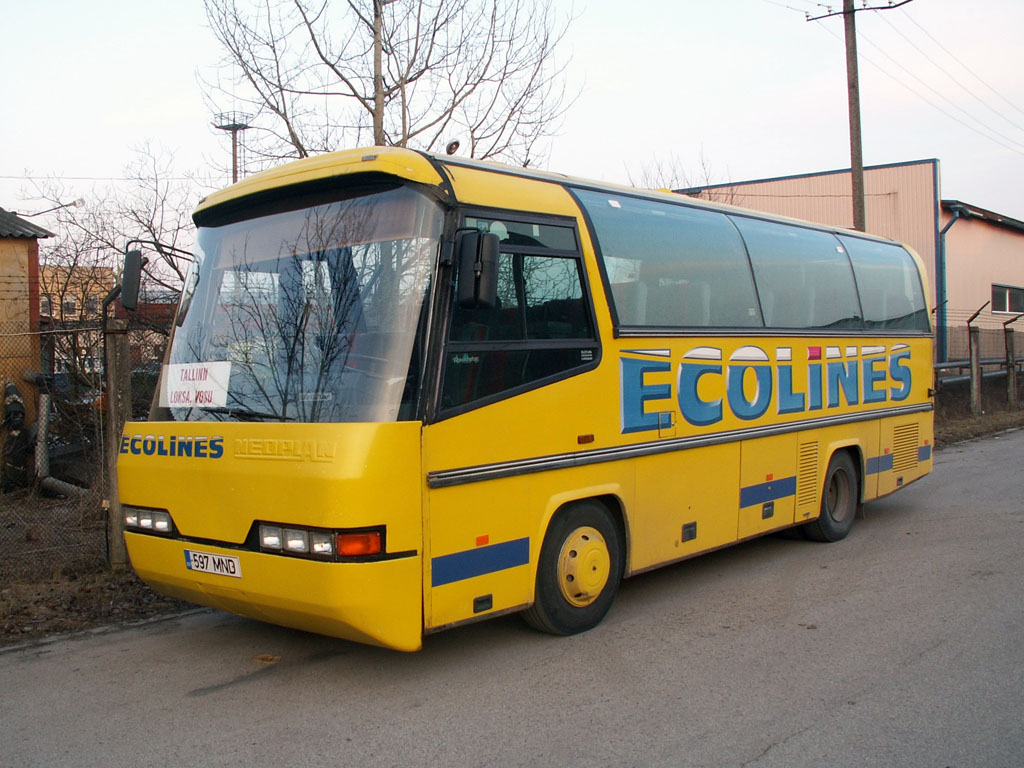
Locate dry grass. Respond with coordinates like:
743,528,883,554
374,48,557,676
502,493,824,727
934,408,1024,448
0,569,189,646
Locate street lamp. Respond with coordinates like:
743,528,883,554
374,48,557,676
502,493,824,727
214,112,253,184
20,198,85,217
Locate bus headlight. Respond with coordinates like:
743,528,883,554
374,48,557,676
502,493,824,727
283,529,309,553
310,532,335,556
124,506,174,535
259,525,283,550
259,525,335,556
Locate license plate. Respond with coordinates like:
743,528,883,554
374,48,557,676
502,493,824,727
185,549,242,578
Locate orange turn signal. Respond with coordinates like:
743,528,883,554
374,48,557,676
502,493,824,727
337,531,382,557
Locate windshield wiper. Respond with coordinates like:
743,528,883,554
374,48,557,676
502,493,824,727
199,406,295,422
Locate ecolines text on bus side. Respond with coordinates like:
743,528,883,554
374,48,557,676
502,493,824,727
620,343,912,434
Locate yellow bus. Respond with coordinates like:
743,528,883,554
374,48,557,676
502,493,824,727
117,147,933,651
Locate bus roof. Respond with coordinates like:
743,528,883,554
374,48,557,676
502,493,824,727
193,145,907,251
194,147,446,214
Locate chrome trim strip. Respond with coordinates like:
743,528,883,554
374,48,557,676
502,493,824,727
426,403,933,488
615,328,933,339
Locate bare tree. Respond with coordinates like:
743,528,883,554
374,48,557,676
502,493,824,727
34,145,198,308
28,145,199,399
628,151,741,206
114,146,199,297
18,146,200,478
202,0,574,169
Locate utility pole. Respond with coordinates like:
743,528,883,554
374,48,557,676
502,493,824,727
843,0,865,232
807,0,916,232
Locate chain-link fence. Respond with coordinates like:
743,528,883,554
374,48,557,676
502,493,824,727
944,324,1012,362
2,325,103,584
1,317,169,586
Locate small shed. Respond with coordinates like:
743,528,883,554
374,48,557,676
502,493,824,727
0,208,54,423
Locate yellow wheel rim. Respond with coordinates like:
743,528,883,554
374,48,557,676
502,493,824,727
557,526,611,608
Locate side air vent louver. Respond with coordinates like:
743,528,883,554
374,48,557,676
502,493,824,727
797,441,820,508
893,424,920,473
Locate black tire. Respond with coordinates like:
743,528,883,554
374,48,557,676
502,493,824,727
803,450,859,542
522,500,624,636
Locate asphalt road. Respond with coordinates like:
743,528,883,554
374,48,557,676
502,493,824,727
2,431,1022,768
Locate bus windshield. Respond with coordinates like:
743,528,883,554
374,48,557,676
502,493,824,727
154,184,443,423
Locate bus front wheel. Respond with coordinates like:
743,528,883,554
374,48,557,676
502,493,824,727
803,451,859,542
523,501,623,636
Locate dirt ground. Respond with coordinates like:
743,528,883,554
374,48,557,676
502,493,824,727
2,404,1022,648
0,570,190,646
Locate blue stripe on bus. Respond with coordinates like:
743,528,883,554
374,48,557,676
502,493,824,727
431,537,530,587
866,454,895,474
918,445,931,461
739,476,797,508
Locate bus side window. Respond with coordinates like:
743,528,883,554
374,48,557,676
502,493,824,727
442,249,598,411
838,235,930,331
646,280,710,327
610,281,646,325
733,216,863,331
573,188,762,329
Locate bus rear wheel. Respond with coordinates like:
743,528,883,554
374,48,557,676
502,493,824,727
803,451,859,542
523,501,623,636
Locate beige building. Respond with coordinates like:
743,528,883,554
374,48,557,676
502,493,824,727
680,159,1024,361
39,265,116,323
0,208,52,423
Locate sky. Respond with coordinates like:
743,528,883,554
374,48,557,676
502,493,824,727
3,0,1024,230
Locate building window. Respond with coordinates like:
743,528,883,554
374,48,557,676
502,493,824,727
85,297,100,315
63,298,77,316
40,295,52,316
992,285,1024,314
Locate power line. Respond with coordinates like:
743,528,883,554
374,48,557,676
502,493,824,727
760,0,842,17
852,27,1024,153
0,174,201,183
759,0,817,13
814,21,1024,157
806,0,915,22
897,7,1024,121
873,11,1024,136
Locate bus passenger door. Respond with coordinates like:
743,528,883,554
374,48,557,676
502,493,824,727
423,220,603,631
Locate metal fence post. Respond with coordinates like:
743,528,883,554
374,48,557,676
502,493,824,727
1004,314,1023,410
965,303,990,417
104,318,131,569
1008,328,1019,410
969,325,982,416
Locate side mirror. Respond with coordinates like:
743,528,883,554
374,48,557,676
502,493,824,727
121,250,143,311
456,231,500,309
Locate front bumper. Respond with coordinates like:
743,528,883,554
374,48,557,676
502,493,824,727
126,532,423,651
